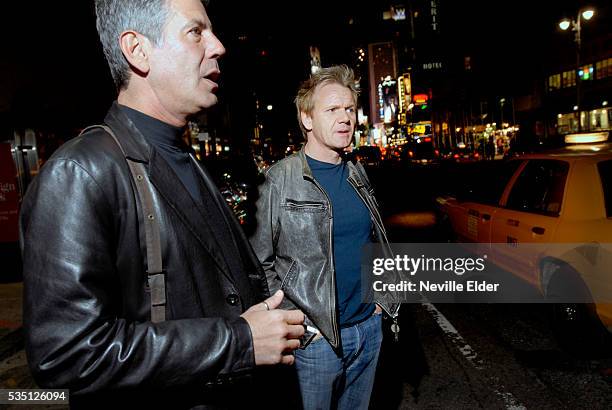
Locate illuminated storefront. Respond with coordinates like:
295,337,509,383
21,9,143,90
557,107,611,135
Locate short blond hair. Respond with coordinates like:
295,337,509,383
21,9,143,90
294,65,359,139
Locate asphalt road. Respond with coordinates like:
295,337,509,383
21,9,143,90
371,162,612,409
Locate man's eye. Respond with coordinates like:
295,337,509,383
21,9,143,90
190,27,202,36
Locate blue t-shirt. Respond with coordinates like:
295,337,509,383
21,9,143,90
306,155,375,327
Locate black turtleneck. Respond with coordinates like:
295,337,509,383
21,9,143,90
119,105,246,284
119,105,202,202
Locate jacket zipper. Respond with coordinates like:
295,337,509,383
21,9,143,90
307,176,340,347
284,200,326,210
348,175,400,319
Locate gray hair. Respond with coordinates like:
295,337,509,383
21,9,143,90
95,0,173,90
294,65,359,139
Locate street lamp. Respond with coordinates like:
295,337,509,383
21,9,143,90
559,8,595,131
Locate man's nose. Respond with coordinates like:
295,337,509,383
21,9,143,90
208,32,226,59
339,109,351,123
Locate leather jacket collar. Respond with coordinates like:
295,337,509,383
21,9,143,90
252,146,399,352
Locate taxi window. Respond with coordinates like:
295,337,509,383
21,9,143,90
506,160,569,216
598,160,612,217
457,160,522,205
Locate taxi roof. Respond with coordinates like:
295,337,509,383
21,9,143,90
519,143,612,160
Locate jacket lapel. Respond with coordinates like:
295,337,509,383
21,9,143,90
104,103,236,285
190,156,263,303
148,151,237,282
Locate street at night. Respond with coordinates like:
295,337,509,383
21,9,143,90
1,0,611,408
2,162,612,408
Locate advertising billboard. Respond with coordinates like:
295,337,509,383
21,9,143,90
0,143,20,243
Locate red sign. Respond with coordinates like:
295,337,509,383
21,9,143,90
413,94,429,105
0,143,20,242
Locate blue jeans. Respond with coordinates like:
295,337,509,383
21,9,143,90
294,312,383,410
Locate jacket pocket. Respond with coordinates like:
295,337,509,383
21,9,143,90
282,199,327,213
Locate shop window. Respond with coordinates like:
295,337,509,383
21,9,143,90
557,113,577,135
590,107,611,131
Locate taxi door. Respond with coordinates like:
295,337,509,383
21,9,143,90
490,159,568,286
452,160,524,246
463,202,497,244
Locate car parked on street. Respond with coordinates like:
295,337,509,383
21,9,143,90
436,134,612,352
446,147,480,163
401,138,440,165
352,145,382,167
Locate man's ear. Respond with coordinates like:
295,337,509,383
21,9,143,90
119,30,151,75
300,111,312,132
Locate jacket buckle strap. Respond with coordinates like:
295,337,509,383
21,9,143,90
148,271,167,323
82,124,167,324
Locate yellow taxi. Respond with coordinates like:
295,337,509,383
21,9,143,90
436,132,612,350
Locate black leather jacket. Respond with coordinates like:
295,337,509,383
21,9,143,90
19,103,268,409
250,149,399,352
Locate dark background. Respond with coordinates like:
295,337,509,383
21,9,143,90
0,1,609,139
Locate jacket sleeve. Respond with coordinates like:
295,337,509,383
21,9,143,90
249,170,281,295
19,158,254,394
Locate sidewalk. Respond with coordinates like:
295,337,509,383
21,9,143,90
0,281,24,358
0,242,22,284
0,282,22,332
0,242,25,370
0,280,30,395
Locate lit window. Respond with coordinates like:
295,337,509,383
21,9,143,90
596,61,604,80
562,70,576,88
548,74,561,91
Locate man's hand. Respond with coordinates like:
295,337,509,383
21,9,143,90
374,304,383,315
241,290,305,365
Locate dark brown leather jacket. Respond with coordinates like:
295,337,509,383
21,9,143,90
19,103,268,409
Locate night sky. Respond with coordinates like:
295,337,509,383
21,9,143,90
0,0,609,135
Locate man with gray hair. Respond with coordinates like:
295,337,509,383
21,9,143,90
19,0,304,408
251,65,399,409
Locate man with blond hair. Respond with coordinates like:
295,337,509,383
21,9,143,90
251,65,399,409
